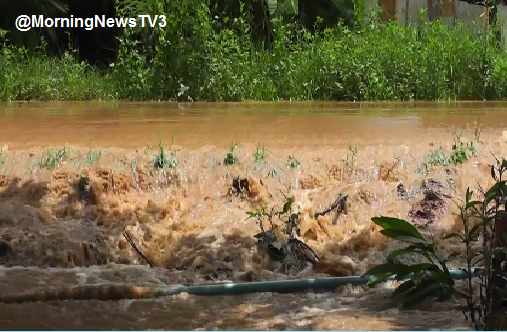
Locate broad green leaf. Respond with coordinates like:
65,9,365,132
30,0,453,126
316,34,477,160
366,272,395,285
437,252,459,264
401,280,451,306
466,200,482,210
491,165,498,180
408,263,439,273
468,222,487,242
502,158,507,172
387,248,418,261
466,188,472,205
280,0,297,15
363,263,411,278
267,0,278,17
282,198,293,214
372,216,425,241
387,247,430,261
484,180,507,205
380,229,430,244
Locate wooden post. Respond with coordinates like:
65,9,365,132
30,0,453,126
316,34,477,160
440,0,456,17
427,0,440,21
484,6,490,27
405,0,409,27
379,0,396,22
397,0,403,26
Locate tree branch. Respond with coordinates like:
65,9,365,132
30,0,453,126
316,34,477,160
40,0,68,14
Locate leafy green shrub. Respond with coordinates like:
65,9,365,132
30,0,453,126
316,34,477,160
365,156,507,330
3,2,507,102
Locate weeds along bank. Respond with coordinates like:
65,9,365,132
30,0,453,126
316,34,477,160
2,10,507,101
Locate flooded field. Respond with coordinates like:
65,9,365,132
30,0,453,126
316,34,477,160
0,101,507,330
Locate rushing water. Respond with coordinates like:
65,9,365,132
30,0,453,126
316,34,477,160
0,101,506,330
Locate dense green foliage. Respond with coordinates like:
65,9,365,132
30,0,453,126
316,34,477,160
365,157,507,330
2,0,507,101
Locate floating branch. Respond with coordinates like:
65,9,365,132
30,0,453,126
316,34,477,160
314,194,348,219
123,231,154,268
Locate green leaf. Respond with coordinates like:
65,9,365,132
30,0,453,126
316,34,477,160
267,0,278,17
366,272,394,285
403,263,442,281
438,252,459,264
363,263,411,278
501,158,507,172
401,279,451,306
380,229,430,244
484,180,507,205
372,216,426,241
280,0,298,15
466,200,482,210
282,198,293,214
466,188,472,205
468,222,487,242
387,246,429,259
387,248,417,261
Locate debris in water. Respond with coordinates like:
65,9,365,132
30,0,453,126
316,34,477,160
397,183,407,198
408,179,449,228
123,231,154,268
254,230,319,276
314,194,348,223
0,239,15,266
232,177,250,195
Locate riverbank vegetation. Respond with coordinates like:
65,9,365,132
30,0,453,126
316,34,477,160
1,0,507,102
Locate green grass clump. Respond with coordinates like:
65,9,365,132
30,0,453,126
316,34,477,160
287,155,300,169
84,149,102,165
153,135,177,169
0,43,115,101
420,130,479,173
450,132,477,165
224,138,239,166
424,147,451,168
39,147,66,170
253,145,268,163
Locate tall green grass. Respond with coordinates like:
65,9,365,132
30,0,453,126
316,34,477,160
0,38,115,101
2,7,507,102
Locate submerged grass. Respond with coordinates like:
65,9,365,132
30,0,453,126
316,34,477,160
224,138,239,166
419,128,481,174
154,135,177,169
39,147,67,170
2,12,507,102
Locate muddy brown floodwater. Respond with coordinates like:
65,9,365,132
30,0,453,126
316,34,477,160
0,101,507,330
